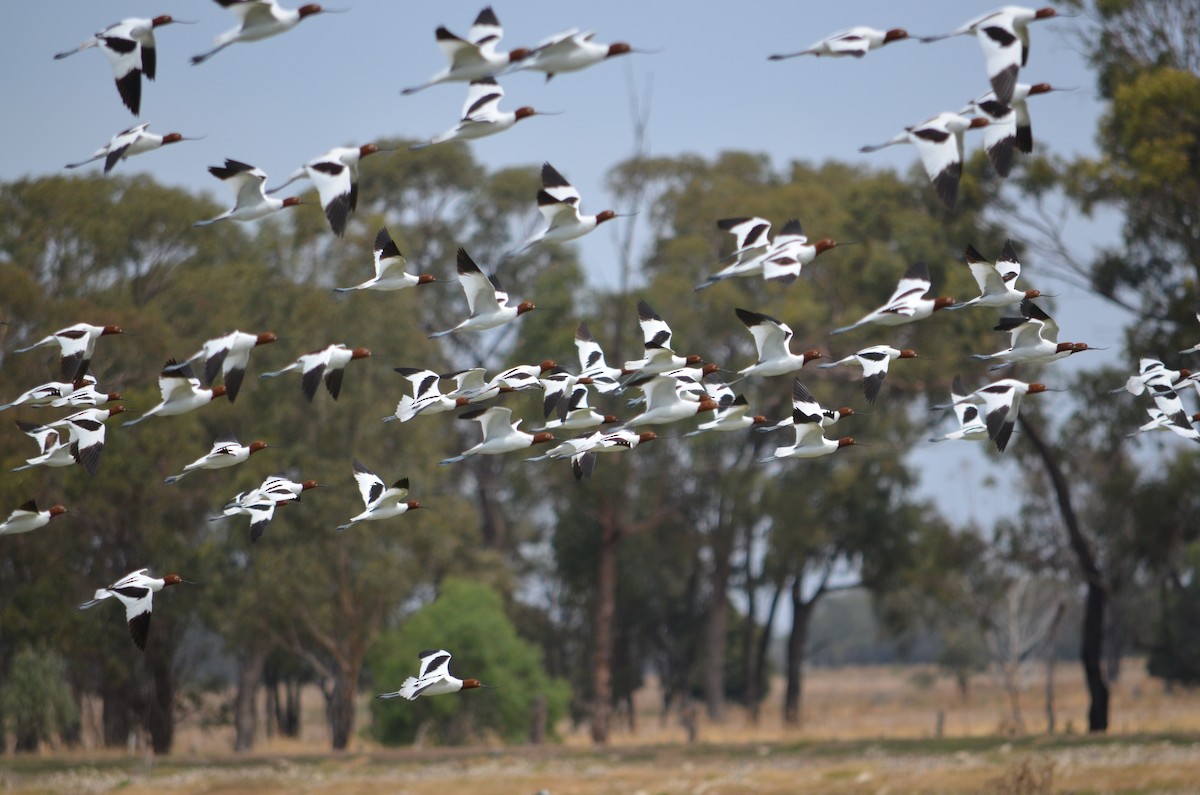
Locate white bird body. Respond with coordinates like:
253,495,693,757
0,380,79,412
0,500,68,537
625,375,719,427
769,26,909,59
123,360,225,426
55,16,182,115
621,300,702,376
932,376,991,443
413,78,542,149
76,568,187,650
575,322,623,393
924,6,1058,105
971,299,1079,367
13,322,124,382
65,123,193,174
376,649,484,700
519,28,635,79
337,461,421,531
259,343,371,401
163,435,269,484
336,227,436,292
819,345,917,404
735,307,823,378
15,406,124,475
269,144,382,236
438,406,555,464
402,7,531,94
429,248,535,337
386,367,467,423
830,261,954,335
192,1,329,64
951,241,1040,309
196,159,301,226
860,112,989,208
510,163,618,255
949,377,1053,452
759,380,857,461
182,329,278,401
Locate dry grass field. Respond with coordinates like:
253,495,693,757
4,660,1200,794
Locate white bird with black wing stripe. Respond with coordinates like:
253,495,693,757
376,649,487,700
12,323,124,383
163,434,271,484
735,308,824,378
860,112,989,209
921,6,1058,106
759,380,858,462
385,367,468,423
819,345,917,405
66,123,198,174
575,322,623,393
438,406,555,465
0,500,68,537
181,329,278,402
769,26,909,60
931,376,990,442
509,163,623,256
268,144,386,236
830,261,955,335
335,227,437,292
77,568,191,651
621,300,703,376
195,159,302,226
428,248,535,337
123,360,226,426
191,1,334,65
55,16,186,116
401,6,531,94
950,241,1041,309
938,378,1056,453
259,344,371,402
337,461,422,532
412,78,548,149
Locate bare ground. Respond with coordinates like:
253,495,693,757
5,661,1200,794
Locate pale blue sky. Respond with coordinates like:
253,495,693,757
3,1,1130,527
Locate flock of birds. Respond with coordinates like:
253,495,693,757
4,2,1191,706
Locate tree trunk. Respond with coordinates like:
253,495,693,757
783,576,814,726
324,671,355,751
101,682,138,749
234,644,270,752
143,644,175,754
1083,582,1110,732
1019,416,1109,733
702,508,736,721
590,507,619,744
750,576,785,724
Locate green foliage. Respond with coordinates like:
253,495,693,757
368,578,569,745
0,645,79,751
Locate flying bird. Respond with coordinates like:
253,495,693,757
758,380,858,462
163,434,271,484
122,360,227,426
819,345,918,404
77,568,191,650
335,227,437,292
830,261,954,335
376,649,488,700
267,144,387,236
192,1,335,65
411,78,551,150
949,241,1041,309
401,6,531,94
12,323,124,383
259,344,371,401
921,6,1058,105
769,26,909,60
336,461,422,531
508,163,623,256
428,249,535,338
194,159,302,226
860,112,990,209
55,15,187,115
65,123,198,174
0,500,68,538
518,28,650,80
180,330,278,401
